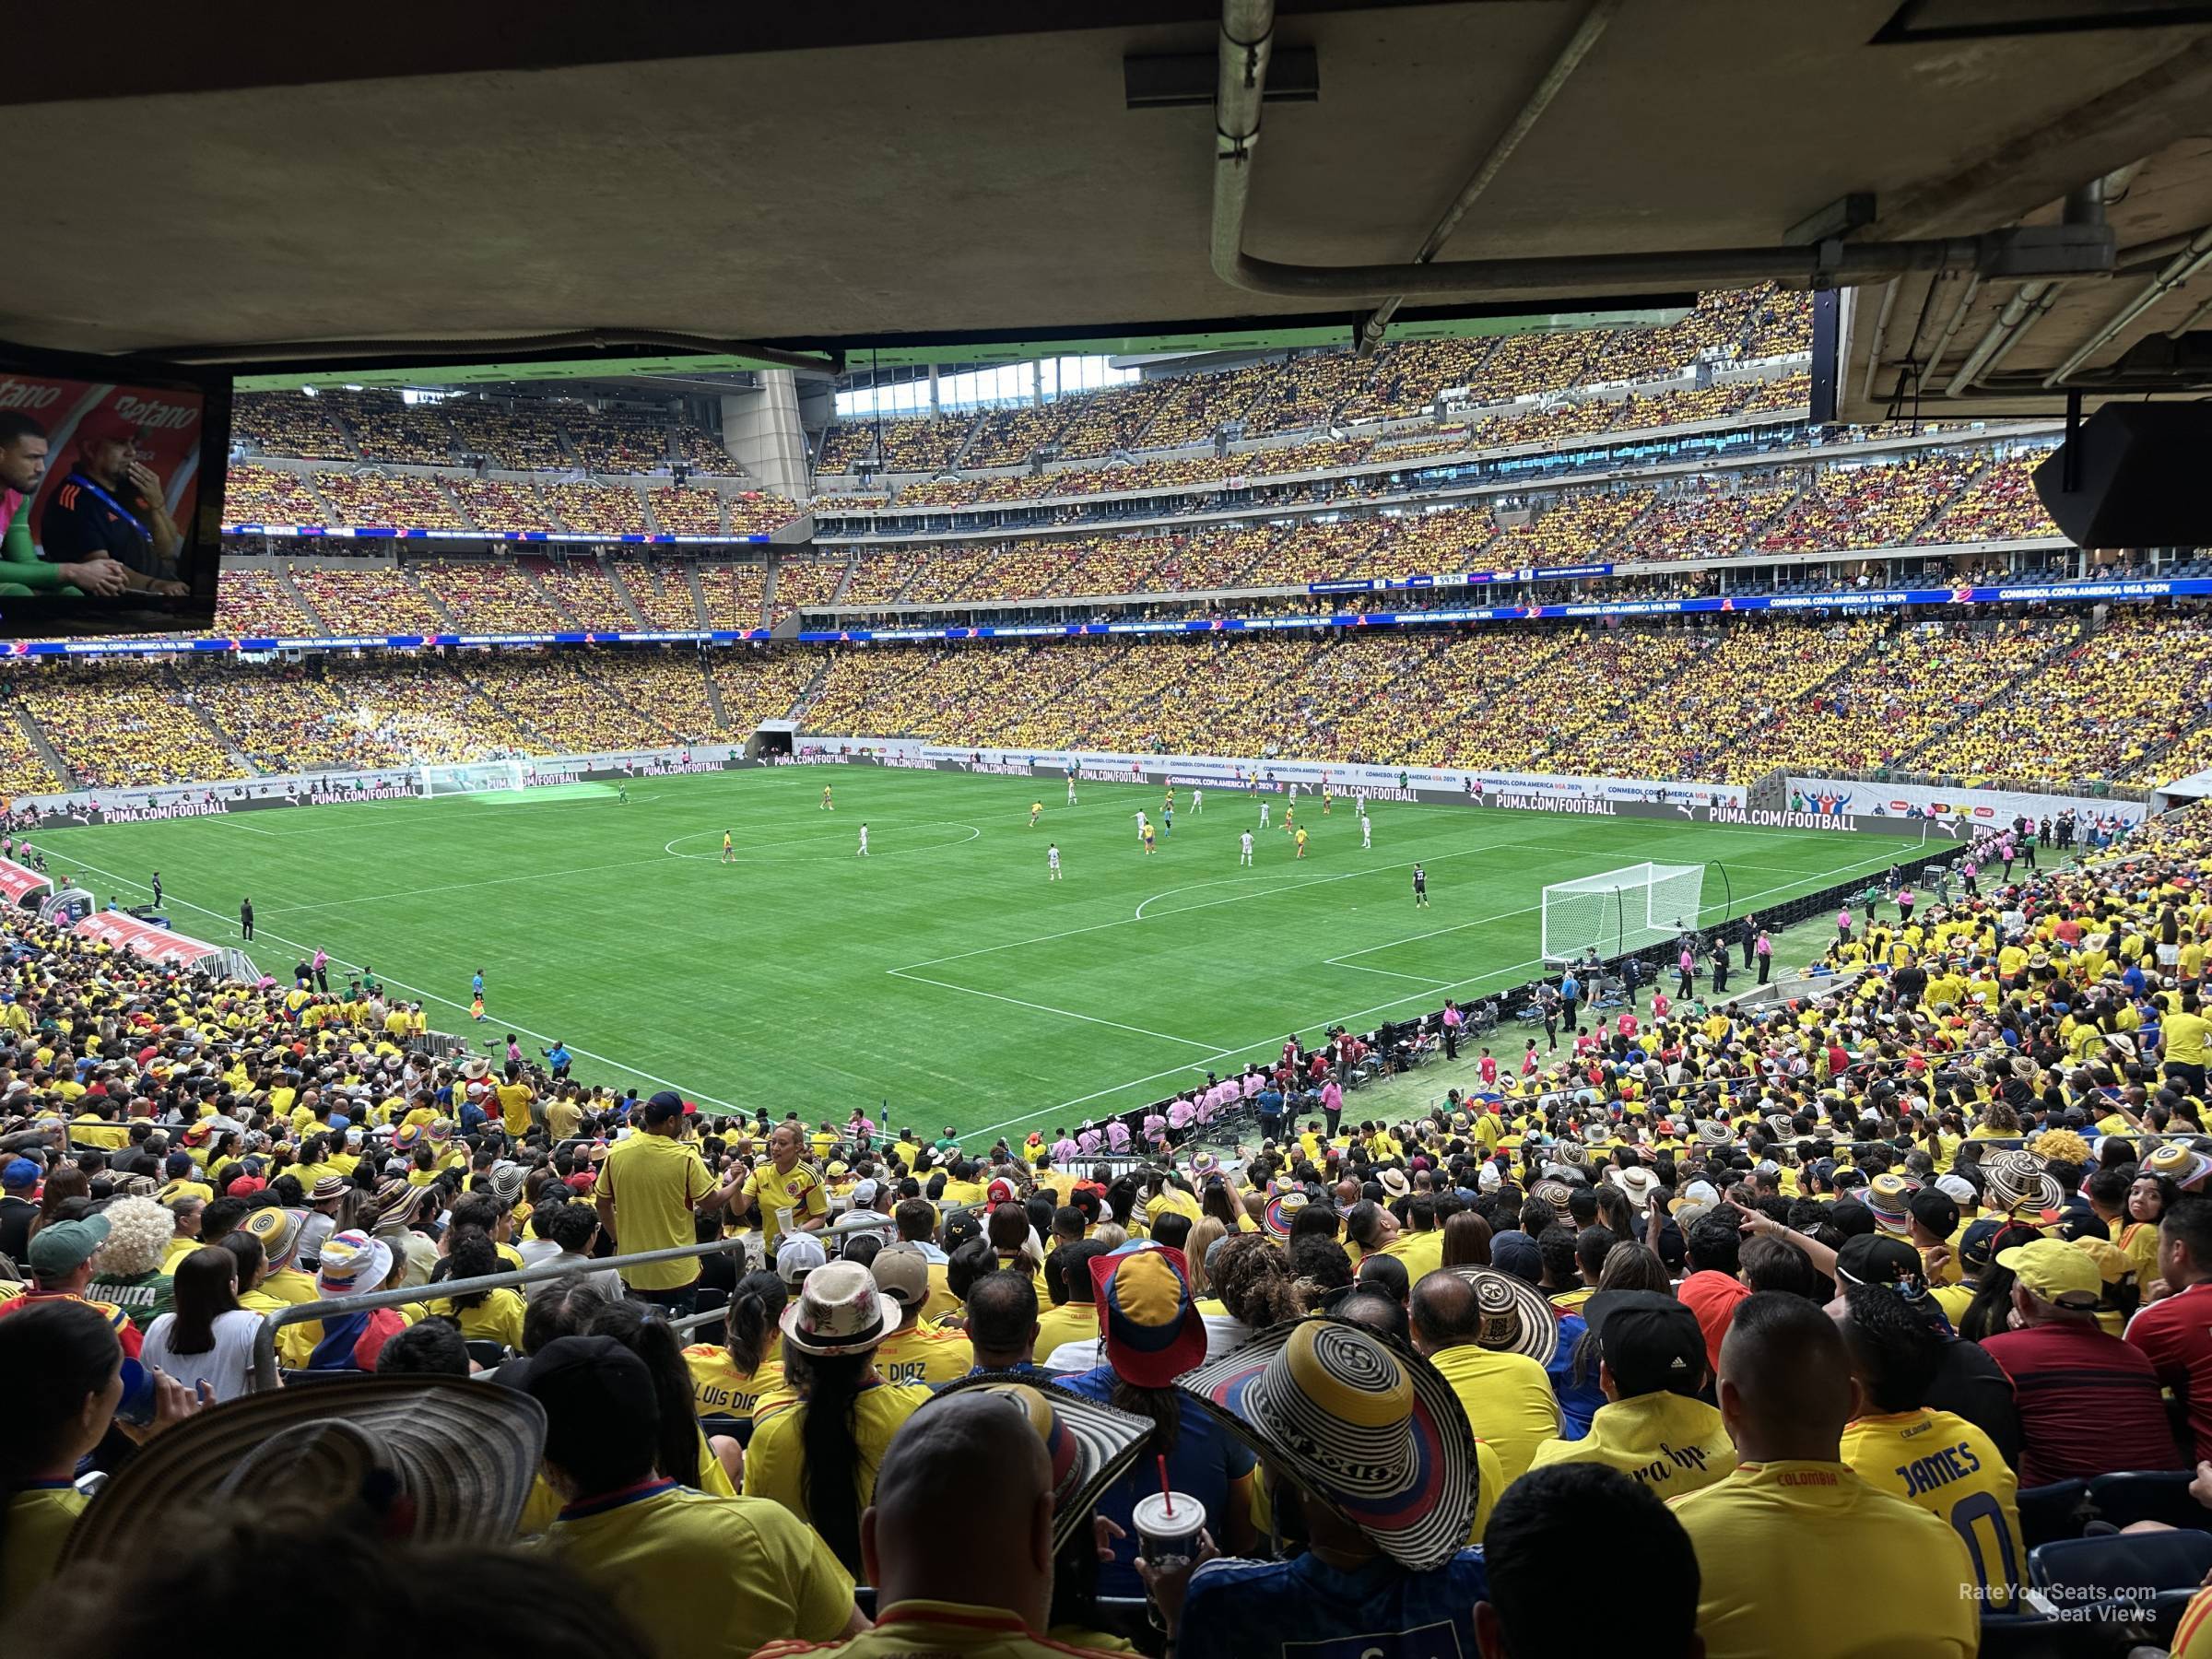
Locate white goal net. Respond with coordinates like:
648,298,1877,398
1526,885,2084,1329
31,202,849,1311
1541,863,1706,962
418,760,528,799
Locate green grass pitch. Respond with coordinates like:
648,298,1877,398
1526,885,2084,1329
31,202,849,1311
33,768,1902,1144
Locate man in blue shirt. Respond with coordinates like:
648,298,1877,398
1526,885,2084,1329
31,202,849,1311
1148,1316,1488,1659
541,1041,572,1079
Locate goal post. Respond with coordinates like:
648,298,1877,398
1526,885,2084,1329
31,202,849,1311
418,759,528,799
1541,862,1707,962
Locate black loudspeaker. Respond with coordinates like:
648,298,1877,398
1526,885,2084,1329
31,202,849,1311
2033,404,2212,548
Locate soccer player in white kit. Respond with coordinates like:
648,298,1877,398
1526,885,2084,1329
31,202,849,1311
1362,814,1372,850
1066,776,1077,805
1258,800,1271,830
1193,788,1203,814
856,823,869,857
1048,842,1062,881
1240,830,1254,866
1135,809,1148,842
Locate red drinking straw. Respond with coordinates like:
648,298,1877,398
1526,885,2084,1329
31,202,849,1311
1159,1454,1174,1514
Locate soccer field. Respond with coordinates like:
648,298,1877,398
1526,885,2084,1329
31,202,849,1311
32,768,1905,1143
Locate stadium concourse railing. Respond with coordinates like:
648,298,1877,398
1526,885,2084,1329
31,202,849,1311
247,1237,748,1392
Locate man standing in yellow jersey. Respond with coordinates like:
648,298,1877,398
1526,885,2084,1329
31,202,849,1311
730,1122,830,1255
596,1092,741,1313
1835,1284,2022,1606
1668,1293,1978,1659
494,1061,536,1137
753,1389,1128,1659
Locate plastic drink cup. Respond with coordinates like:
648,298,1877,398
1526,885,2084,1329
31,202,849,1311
1133,1490,1206,1571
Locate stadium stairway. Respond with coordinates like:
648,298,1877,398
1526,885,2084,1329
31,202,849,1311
168,668,259,776
275,564,332,633
681,562,712,628
1894,616,2088,772
408,566,461,629
9,704,75,788
596,559,654,629
699,661,731,728
514,557,579,628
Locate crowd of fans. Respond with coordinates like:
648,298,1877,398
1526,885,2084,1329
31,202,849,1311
813,287,1812,488
0,598,2204,795
6,801,2212,1655
240,393,731,478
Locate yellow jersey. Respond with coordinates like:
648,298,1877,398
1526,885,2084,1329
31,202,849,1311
682,1341,791,1420
743,1161,829,1252
1840,1408,2021,1606
742,1378,933,1529
1425,1343,1562,1485
1526,1389,1735,1502
546,1479,855,1657
3,1483,86,1606
599,1132,714,1290
873,1322,977,1388
1669,1460,1979,1659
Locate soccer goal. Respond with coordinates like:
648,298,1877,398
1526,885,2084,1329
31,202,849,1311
1541,863,1706,962
418,759,528,799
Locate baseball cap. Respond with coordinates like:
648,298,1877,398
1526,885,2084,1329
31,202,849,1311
1583,1289,1707,1397
1,1158,39,1191
1998,1239,2101,1311
1957,1216,2008,1273
516,1335,659,1467
75,410,144,450
29,1214,111,1277
848,1178,880,1207
775,1231,828,1287
641,1090,686,1125
1835,1232,1926,1292
868,1244,930,1311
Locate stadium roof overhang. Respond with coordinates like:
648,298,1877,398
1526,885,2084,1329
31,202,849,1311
9,1,2212,417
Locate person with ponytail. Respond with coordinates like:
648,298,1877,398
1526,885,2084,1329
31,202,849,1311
682,1268,792,1423
587,1300,744,1495
742,1260,931,1576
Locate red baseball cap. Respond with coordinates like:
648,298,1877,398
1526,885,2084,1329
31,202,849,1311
75,410,143,450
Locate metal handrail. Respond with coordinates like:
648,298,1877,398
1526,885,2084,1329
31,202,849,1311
249,1235,749,1390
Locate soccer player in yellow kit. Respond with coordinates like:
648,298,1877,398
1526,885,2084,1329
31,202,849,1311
722,830,735,865
820,784,832,810
1295,825,1309,860
1029,801,1041,827
1141,822,1157,855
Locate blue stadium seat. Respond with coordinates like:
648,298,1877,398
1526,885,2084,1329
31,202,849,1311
2030,1532,2212,1620
2016,1478,2090,1547
2087,1470,2201,1532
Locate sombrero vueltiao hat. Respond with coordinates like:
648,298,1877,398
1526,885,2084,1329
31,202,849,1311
1983,1149,2064,1218
2145,1142,2212,1191
1264,1191,1309,1242
1695,1121,1733,1147
60,1376,545,1566
1865,1172,1921,1238
1441,1265,1560,1367
1178,1317,1477,1572
931,1375,1151,1554
1530,1179,1576,1211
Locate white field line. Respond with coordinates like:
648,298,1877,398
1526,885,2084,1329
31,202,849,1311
885,970,1229,1053
41,852,748,1112
958,841,1907,1136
